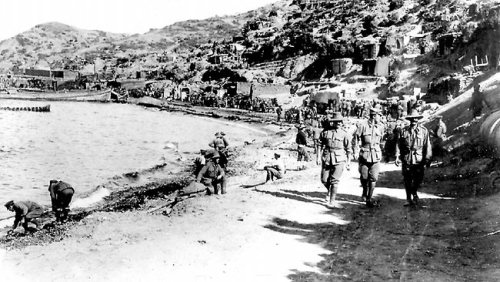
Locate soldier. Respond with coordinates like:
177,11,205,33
296,124,309,161
312,118,323,154
264,153,286,183
395,109,432,206
344,99,352,117
431,115,447,160
316,112,351,208
196,150,227,195
48,180,75,223
209,132,229,169
5,200,44,234
276,105,283,122
353,107,385,207
194,149,207,176
383,116,398,162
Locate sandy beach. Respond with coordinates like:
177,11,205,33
1,106,500,282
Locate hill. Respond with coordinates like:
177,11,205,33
0,0,499,98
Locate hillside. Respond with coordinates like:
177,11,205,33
0,0,499,98
0,22,127,71
0,12,251,73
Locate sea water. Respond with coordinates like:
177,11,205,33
0,100,267,222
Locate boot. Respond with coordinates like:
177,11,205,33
214,182,220,195
61,208,70,223
366,181,376,207
360,179,368,202
324,183,330,202
412,194,419,206
404,179,414,206
328,184,341,208
55,208,63,223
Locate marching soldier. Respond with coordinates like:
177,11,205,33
395,109,432,206
316,112,351,208
353,107,385,207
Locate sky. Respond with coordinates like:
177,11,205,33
0,0,279,40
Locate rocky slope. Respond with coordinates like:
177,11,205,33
0,0,499,91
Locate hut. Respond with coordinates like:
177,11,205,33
438,33,460,56
331,58,353,75
361,41,381,60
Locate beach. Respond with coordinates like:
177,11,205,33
0,100,272,223
1,104,499,281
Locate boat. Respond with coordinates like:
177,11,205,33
0,89,113,102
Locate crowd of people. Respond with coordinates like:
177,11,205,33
3,93,450,234
190,94,278,113
286,97,447,209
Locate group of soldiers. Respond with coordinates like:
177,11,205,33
4,180,75,234
3,99,447,234
193,131,230,195
190,94,278,113
4,132,231,235
295,104,445,208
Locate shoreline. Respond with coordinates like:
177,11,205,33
0,103,284,248
0,98,277,225
2,101,500,281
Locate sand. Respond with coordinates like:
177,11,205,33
1,107,500,281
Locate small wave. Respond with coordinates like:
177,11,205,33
70,161,180,210
71,187,111,209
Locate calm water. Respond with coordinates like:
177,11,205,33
0,100,267,221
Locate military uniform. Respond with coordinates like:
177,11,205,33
209,133,229,168
396,119,432,205
194,153,206,176
354,117,385,205
383,118,398,161
48,180,75,223
296,127,309,161
318,114,351,206
196,154,226,195
432,118,447,158
6,200,44,232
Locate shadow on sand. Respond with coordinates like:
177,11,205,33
260,191,486,281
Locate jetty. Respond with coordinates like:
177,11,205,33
0,104,50,112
